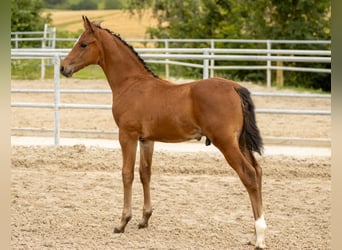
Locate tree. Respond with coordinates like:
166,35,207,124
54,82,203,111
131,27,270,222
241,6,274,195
43,0,66,9
11,0,51,32
104,0,126,9
234,0,331,90
128,0,330,40
69,0,97,10
128,0,331,90
133,0,242,40
243,0,331,40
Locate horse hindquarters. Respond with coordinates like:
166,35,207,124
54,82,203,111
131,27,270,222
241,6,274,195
191,81,267,248
235,86,266,248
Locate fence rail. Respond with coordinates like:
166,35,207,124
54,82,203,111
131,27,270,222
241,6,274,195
11,46,331,87
12,102,331,116
11,51,331,146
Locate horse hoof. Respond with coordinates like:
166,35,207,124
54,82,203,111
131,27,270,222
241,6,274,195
247,240,265,249
254,242,266,249
138,222,148,229
138,210,152,229
113,227,124,233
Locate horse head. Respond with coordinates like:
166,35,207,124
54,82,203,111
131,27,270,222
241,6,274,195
60,16,102,77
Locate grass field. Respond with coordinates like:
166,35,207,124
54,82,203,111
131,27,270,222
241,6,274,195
45,9,157,39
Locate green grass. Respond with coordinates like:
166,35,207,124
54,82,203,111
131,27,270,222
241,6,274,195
70,65,106,79
11,59,51,80
11,59,106,80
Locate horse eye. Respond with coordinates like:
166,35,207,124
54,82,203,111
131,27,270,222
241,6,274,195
80,42,88,48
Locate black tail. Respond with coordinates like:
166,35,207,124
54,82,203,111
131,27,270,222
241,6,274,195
235,87,263,155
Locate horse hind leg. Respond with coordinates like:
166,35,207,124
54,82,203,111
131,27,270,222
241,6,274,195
242,147,266,249
213,136,267,249
138,140,154,229
242,147,263,209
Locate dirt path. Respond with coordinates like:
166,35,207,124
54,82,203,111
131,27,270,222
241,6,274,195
11,145,331,249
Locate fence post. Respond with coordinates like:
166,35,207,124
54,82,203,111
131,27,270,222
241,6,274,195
203,49,209,79
210,39,215,78
53,54,61,146
49,27,57,49
15,33,19,49
266,40,271,88
41,24,48,80
165,40,170,79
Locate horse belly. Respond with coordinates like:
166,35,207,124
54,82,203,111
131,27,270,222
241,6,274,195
142,115,202,143
140,84,201,142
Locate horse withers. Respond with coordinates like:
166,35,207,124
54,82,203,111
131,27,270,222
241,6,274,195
60,16,267,249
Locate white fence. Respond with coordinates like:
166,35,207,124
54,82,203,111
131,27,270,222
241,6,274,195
11,27,331,87
11,50,331,146
12,45,331,88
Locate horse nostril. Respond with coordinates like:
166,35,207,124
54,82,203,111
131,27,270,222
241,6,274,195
60,66,64,73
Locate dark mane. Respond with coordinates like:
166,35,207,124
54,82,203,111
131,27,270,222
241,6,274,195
93,22,158,78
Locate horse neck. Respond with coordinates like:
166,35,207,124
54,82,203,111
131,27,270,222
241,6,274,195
97,30,154,92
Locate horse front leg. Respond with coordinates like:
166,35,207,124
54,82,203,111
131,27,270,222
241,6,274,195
113,132,138,233
138,140,154,229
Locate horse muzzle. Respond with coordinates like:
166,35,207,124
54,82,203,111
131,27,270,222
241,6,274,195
60,65,73,77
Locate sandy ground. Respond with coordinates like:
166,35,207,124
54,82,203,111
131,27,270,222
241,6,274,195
11,145,330,249
11,79,331,249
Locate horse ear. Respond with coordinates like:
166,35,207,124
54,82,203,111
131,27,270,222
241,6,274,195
82,15,95,33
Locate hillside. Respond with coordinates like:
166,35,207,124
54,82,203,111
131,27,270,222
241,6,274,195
45,9,157,39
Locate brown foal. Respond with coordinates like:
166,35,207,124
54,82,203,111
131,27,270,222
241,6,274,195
60,16,267,249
